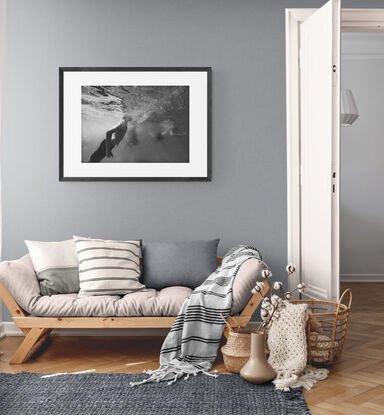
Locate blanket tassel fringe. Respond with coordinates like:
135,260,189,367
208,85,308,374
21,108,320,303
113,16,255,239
273,365,329,391
130,366,219,387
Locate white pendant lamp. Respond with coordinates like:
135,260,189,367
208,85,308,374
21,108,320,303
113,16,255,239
341,89,359,127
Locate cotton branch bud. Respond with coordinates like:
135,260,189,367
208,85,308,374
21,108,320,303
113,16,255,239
286,264,295,274
256,281,265,291
272,312,280,320
251,281,265,294
261,270,272,279
260,309,268,320
261,305,272,314
297,283,306,289
273,282,283,290
261,299,269,308
285,292,292,300
261,299,272,311
271,295,281,306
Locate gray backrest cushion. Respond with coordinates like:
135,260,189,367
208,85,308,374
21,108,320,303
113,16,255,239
142,239,219,290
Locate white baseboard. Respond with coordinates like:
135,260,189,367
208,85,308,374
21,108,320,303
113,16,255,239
340,273,384,283
0,320,261,338
1,322,23,337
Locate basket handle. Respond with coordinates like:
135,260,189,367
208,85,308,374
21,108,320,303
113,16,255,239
329,288,352,363
220,313,241,332
338,288,352,310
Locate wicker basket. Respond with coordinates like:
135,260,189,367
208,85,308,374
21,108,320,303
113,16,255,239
291,288,352,367
220,316,251,373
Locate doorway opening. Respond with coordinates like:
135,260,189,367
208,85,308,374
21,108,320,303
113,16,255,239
340,32,384,297
286,5,384,301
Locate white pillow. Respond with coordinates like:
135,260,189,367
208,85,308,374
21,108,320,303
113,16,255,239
73,236,145,297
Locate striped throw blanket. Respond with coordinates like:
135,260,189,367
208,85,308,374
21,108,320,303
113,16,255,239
130,245,262,386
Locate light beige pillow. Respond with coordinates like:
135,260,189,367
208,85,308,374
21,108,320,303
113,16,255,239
73,236,145,297
25,240,79,295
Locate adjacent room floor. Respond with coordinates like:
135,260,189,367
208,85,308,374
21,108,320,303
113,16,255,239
1,283,383,415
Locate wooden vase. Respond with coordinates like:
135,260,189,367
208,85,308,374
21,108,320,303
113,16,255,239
240,330,276,384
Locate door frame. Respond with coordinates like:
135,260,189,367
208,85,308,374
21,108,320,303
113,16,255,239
286,8,384,294
0,0,6,334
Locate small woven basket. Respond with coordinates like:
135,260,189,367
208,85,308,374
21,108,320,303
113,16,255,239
220,315,251,373
291,288,352,367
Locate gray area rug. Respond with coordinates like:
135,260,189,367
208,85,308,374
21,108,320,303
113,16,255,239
0,372,310,415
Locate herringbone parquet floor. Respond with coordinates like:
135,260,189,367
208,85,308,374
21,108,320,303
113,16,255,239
0,283,383,414
304,283,384,415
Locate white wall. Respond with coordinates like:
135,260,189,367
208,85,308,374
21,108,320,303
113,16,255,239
341,33,384,282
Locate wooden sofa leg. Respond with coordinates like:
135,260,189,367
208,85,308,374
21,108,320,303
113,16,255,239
36,328,52,343
10,328,48,364
224,280,270,338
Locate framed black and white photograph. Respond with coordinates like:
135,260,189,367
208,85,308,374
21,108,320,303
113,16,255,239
59,67,211,181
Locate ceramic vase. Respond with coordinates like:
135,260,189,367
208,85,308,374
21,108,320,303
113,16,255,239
240,330,276,384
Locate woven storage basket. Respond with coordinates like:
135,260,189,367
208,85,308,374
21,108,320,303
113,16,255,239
291,288,352,367
221,316,251,373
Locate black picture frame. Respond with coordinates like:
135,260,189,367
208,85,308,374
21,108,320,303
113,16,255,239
59,67,212,181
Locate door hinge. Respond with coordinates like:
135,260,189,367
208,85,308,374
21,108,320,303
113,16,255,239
332,64,337,86
332,171,336,193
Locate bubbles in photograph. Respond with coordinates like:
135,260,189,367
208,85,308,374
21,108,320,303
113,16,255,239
81,86,189,163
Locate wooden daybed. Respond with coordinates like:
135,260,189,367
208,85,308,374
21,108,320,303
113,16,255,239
0,257,269,364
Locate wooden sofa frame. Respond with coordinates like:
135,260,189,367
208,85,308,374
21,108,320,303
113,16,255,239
0,257,269,364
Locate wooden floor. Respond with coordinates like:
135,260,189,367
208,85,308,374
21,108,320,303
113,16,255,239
0,283,383,414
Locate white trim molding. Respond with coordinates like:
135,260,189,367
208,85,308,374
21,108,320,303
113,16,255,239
341,9,384,32
0,0,6,264
0,0,7,331
340,273,384,283
286,7,384,297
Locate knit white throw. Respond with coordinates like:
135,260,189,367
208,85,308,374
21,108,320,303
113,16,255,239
267,301,328,391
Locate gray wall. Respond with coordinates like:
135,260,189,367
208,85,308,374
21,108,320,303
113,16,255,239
1,0,382,321
341,33,384,281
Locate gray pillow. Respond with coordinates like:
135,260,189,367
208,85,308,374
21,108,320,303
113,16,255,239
142,239,219,290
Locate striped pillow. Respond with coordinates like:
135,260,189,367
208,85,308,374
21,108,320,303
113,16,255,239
73,236,145,297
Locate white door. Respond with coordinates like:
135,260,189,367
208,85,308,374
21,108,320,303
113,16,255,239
299,0,340,301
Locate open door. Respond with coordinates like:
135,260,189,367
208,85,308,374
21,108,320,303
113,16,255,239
299,0,340,301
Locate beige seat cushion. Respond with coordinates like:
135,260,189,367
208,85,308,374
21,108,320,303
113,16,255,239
29,286,191,317
0,254,267,317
